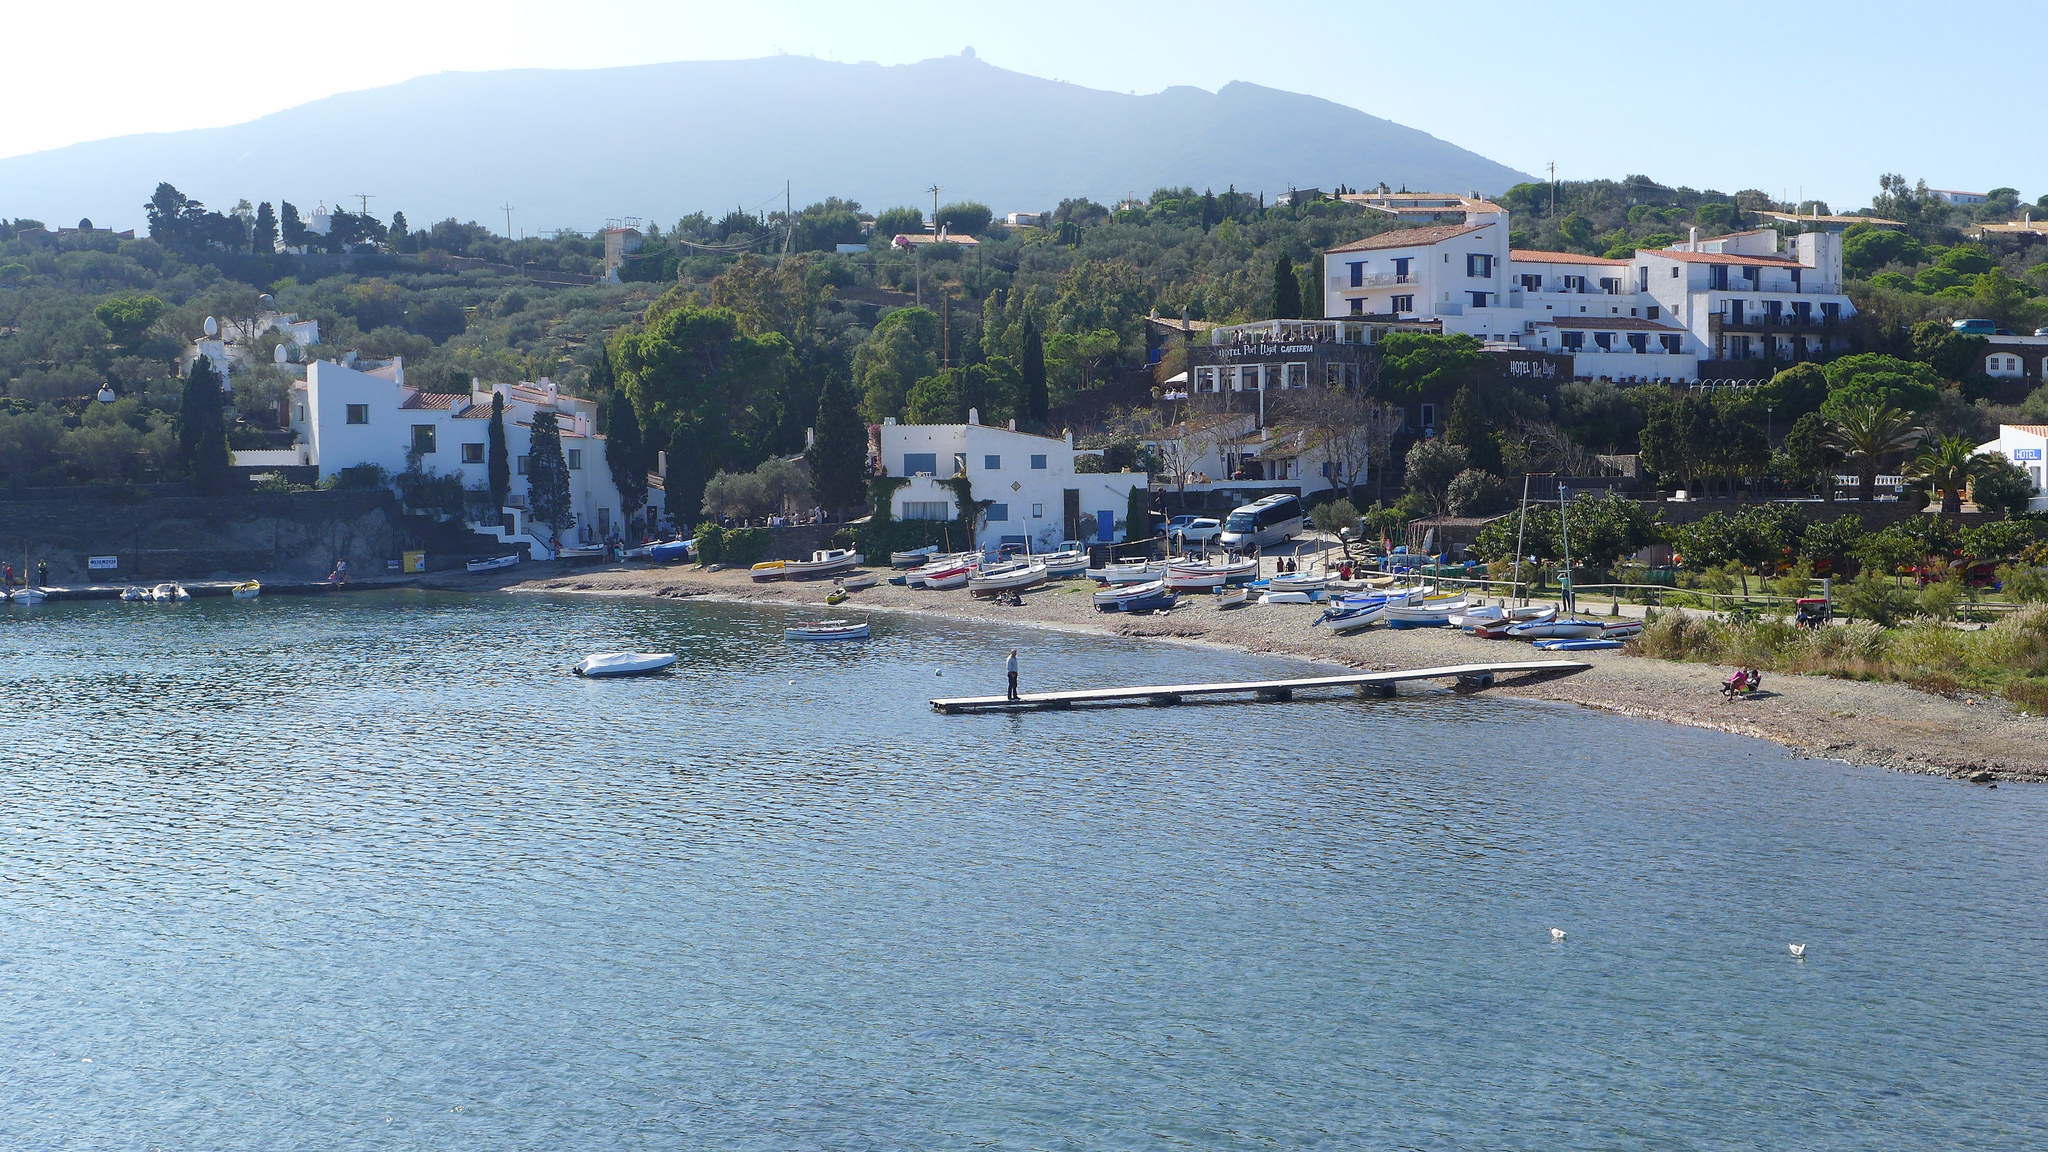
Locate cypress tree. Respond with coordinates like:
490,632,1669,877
1271,252,1302,319
805,374,868,518
604,387,648,527
252,202,277,254
487,391,510,520
178,355,231,494
1021,317,1048,426
526,410,573,539
1446,384,1502,474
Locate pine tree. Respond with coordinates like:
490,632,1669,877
604,387,648,527
1021,317,1048,426
178,356,232,494
1271,252,1302,319
280,201,306,249
487,391,511,520
252,202,277,253
526,410,573,539
805,373,867,517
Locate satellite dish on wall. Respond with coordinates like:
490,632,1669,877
203,316,219,337
274,343,289,364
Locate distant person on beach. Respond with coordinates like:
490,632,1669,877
36,560,48,587
1,562,11,587
1006,649,1020,701
329,558,349,586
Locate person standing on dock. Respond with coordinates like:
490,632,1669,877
1006,649,1020,701
36,560,48,588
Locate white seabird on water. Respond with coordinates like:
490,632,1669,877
1550,927,1567,941
1789,943,1806,958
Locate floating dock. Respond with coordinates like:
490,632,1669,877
932,659,1590,714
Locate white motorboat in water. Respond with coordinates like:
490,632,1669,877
148,582,189,602
119,586,146,602
571,651,678,678
231,580,261,600
784,619,871,641
6,587,46,603
467,554,520,574
783,549,864,579
967,559,1048,596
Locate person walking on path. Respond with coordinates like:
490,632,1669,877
1006,649,1020,701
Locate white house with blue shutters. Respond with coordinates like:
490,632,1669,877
878,411,1149,549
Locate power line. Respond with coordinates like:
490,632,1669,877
499,202,516,239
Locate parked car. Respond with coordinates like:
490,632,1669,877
1952,318,1996,334
1171,517,1223,547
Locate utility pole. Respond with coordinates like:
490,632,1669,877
927,184,943,231
1546,162,1556,217
351,193,375,216
782,179,793,260
500,202,516,239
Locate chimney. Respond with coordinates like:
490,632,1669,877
1008,418,1017,431
1688,226,1699,249
805,426,815,449
967,407,979,425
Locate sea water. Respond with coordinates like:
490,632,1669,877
1,591,2044,1149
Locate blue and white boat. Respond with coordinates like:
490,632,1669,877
1313,602,1385,633
1532,637,1625,651
647,538,692,563
1116,586,1177,613
1383,595,1468,629
1095,578,1167,611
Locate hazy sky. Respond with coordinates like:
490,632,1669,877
7,0,2041,211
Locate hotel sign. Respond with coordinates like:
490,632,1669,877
2014,448,2042,460
1223,343,1316,357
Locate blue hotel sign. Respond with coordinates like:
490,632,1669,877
2014,448,2043,460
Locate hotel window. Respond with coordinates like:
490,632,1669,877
1599,277,1620,294
1671,265,1680,277
1647,306,1661,320
985,503,1009,522
1194,367,1217,392
902,452,937,476
1594,333,1613,351
1349,261,1364,287
461,442,484,463
1465,253,1493,277
1661,334,1683,353
1564,275,1585,292
1284,362,1308,388
1561,332,1585,351
1419,403,1436,429
410,424,436,454
1391,294,1414,313
1627,333,1648,353
1349,298,1364,315
346,403,369,424
1519,274,1542,291
1469,291,1489,309
1392,258,1411,280
984,454,1001,470
567,449,583,470
1032,503,1044,518
902,501,950,520
1030,454,1047,469
516,455,529,475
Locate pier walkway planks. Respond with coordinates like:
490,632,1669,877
932,659,1589,714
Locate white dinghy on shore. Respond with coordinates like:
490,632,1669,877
571,652,678,678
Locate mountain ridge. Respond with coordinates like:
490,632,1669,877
0,54,1532,231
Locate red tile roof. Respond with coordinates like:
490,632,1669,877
1510,249,1631,266
1328,223,1488,253
1646,249,1804,267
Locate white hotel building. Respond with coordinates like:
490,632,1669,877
247,357,626,548
1321,206,1857,382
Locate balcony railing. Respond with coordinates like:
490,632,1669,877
1331,272,1415,291
1713,314,1844,331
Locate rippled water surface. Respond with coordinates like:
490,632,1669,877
2,591,2045,1149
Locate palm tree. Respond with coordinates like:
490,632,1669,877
1826,404,1922,503
1907,433,1993,517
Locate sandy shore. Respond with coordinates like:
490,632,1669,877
470,561,2046,784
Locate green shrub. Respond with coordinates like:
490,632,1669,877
2004,677,2048,715
1998,563,2048,603
1838,571,1910,626
722,527,769,565
693,522,725,563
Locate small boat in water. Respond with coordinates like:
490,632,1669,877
783,549,864,579
968,559,1048,596
571,651,678,678
890,546,939,568
231,580,261,600
467,554,520,574
6,587,46,604
119,586,147,602
785,619,870,642
148,582,190,602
